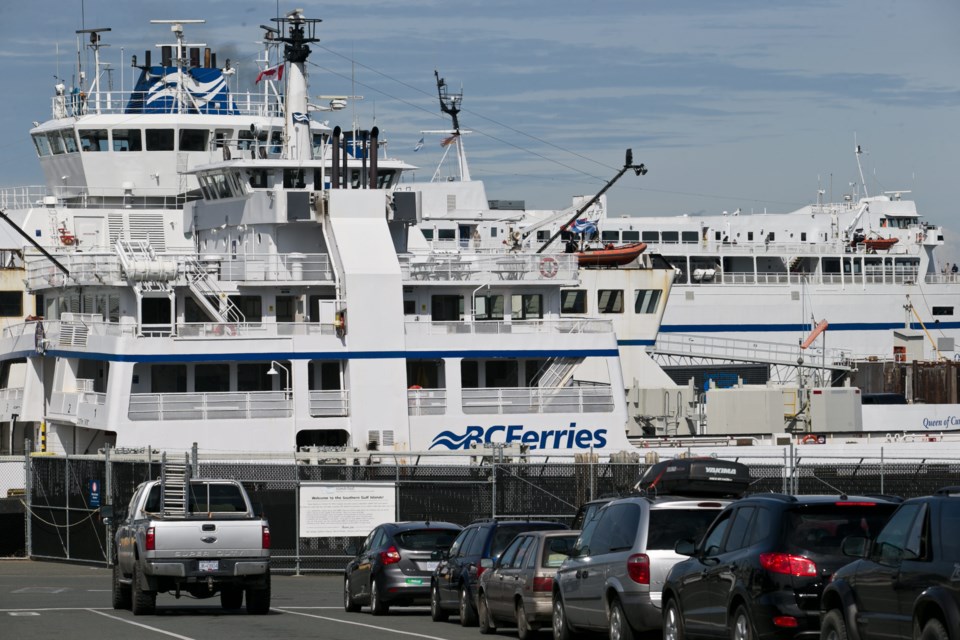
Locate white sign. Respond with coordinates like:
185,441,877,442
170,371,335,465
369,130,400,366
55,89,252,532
299,482,396,538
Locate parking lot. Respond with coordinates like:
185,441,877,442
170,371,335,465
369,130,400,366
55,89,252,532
0,560,499,640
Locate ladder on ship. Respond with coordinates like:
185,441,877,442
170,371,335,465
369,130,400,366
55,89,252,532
160,452,191,518
535,357,582,389
184,255,245,324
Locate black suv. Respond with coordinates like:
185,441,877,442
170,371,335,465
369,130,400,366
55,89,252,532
431,519,567,627
821,488,960,640
662,494,898,640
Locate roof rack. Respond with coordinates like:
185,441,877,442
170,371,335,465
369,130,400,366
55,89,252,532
934,486,960,496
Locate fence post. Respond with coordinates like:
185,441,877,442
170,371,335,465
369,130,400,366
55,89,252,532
880,446,884,495
65,452,70,560
24,438,32,558
294,473,301,576
105,445,112,563
491,461,497,520
589,451,595,502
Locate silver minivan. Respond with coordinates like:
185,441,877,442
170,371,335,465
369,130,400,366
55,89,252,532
552,495,729,640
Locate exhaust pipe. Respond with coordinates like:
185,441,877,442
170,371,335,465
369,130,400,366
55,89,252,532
331,127,341,189
369,127,379,189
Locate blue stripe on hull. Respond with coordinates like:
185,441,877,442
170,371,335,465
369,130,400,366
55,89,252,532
661,321,960,333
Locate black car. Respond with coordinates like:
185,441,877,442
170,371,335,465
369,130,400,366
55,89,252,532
821,488,960,640
431,519,567,627
344,521,461,615
662,494,898,640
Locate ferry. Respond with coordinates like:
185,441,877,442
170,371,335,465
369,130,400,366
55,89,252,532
0,11,673,457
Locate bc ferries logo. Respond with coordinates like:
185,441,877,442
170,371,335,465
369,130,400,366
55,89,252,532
429,424,607,451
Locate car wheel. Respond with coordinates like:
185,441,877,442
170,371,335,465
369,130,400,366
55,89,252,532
553,595,578,640
220,586,243,610
111,563,131,610
664,599,685,640
731,606,754,640
343,577,360,613
610,597,636,640
921,619,949,640
370,577,390,615
431,583,449,622
478,593,496,635
517,599,536,640
459,584,478,627
130,563,156,616
245,569,271,615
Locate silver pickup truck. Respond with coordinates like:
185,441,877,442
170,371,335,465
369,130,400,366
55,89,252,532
109,478,271,615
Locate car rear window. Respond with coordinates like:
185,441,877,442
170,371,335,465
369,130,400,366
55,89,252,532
542,534,579,568
491,524,563,557
395,529,459,551
940,501,960,560
786,503,896,556
647,509,722,550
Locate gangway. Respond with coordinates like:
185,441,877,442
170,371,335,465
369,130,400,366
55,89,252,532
652,333,851,372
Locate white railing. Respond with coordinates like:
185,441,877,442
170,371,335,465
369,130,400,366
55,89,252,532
407,389,447,416
655,333,850,369
308,390,350,417
49,390,106,418
50,89,284,119
404,318,613,336
682,269,921,287
401,252,578,283
128,391,291,421
461,386,615,414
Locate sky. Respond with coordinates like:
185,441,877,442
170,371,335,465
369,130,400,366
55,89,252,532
1,1,958,257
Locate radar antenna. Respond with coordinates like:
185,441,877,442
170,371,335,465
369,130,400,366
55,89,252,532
435,70,463,133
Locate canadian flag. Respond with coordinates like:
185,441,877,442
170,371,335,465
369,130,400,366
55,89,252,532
255,63,284,84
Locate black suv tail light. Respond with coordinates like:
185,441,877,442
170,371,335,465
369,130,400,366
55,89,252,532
759,552,816,577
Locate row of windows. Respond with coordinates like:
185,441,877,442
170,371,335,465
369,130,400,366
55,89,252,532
561,288,662,315
33,127,221,156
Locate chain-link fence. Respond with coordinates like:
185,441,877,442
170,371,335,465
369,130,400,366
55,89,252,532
13,451,960,570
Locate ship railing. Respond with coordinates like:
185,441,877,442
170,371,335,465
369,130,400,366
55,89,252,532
650,240,912,256
682,269,921,287
924,273,960,284
407,389,447,416
462,386,614,414
402,252,577,282
25,252,125,289
308,390,350,417
33,318,342,343
210,253,333,282
128,391,292,421
50,89,284,119
0,185,51,209
49,389,106,421
404,318,613,336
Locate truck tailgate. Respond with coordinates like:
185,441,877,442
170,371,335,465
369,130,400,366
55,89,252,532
152,519,266,558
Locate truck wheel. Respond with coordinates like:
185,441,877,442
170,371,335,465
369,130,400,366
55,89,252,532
130,563,156,616
921,619,949,640
220,586,243,610
112,563,131,610
245,569,271,615
431,583,449,622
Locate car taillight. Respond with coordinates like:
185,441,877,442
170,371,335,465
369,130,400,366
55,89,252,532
262,525,271,550
145,526,155,551
380,546,401,565
533,576,554,592
759,553,817,577
476,565,487,578
773,616,799,628
834,502,876,507
627,553,650,584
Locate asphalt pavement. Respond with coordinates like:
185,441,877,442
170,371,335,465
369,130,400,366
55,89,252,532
0,560,498,640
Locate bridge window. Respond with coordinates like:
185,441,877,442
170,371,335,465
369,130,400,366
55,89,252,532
145,128,174,151
79,129,109,151
933,307,954,316
634,289,662,314
179,128,208,152
284,169,306,189
61,129,78,153
561,290,587,314
437,229,456,241
31,133,52,156
598,289,624,314
49,130,66,155
113,129,142,152
622,231,640,242
474,294,504,321
642,231,659,243
376,170,397,189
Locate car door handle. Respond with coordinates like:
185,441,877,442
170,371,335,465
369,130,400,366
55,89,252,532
576,570,589,579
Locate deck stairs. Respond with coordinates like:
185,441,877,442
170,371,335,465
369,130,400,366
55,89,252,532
535,357,582,389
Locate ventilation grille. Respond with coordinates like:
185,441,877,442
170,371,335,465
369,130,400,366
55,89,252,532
128,213,166,252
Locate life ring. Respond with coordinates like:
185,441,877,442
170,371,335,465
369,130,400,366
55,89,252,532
800,434,820,445
539,256,559,278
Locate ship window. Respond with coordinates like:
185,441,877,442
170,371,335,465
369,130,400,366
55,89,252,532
228,295,262,322
145,128,174,151
933,307,954,316
403,300,415,315
512,294,543,320
601,231,620,242
715,231,722,242
622,230,640,242
78,129,108,151
406,360,443,389
561,290,587,314
634,289,662,314
214,128,232,149
49,130,66,155
0,292,22,316
32,133,52,156
237,129,254,151
61,129,78,153
748,232,754,241
642,231,659,243
248,170,268,189
801,232,807,242
431,295,463,321
377,170,397,189
195,364,230,392
537,230,550,241
422,229,434,240
682,231,698,243
461,360,479,388
284,169,306,189
486,360,519,387
438,229,456,241
474,294,504,321
237,363,271,392
113,129,142,151
661,231,679,243
312,132,324,157
151,364,186,392
598,289,624,314
270,130,283,155
179,128,208,152
491,228,499,238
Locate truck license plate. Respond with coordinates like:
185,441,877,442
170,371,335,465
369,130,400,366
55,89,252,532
199,560,219,572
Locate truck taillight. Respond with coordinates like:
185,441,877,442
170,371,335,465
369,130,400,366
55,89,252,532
262,525,271,550
627,553,650,584
380,545,401,565
145,526,155,551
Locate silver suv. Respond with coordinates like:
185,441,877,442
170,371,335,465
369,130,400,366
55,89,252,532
552,495,729,640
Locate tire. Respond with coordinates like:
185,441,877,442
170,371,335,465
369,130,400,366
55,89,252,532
431,583,449,622
220,586,243,610
370,577,389,616
111,563,131,610
921,619,949,640
553,595,578,640
821,610,848,640
610,597,636,640
731,606,755,640
130,563,156,616
459,584,478,627
664,599,685,640
344,577,360,613
478,593,496,635
517,599,536,640
245,569,271,615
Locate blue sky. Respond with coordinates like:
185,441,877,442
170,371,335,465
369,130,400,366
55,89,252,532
1,1,958,255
